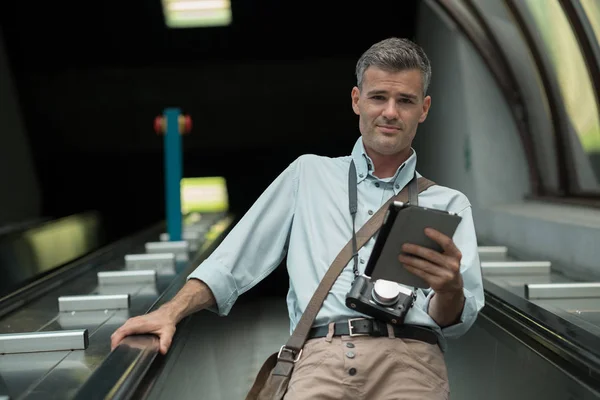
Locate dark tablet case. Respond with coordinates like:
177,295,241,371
365,202,462,288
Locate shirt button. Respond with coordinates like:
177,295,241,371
346,351,355,359
368,210,374,215
349,368,357,376
395,184,400,189
374,182,380,187
359,174,364,178
346,342,355,348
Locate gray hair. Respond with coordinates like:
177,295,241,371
355,37,432,96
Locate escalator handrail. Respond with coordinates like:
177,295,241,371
74,335,161,400
72,214,235,400
483,278,600,392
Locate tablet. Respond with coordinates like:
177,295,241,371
364,201,462,289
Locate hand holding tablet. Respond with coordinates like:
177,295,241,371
365,202,463,289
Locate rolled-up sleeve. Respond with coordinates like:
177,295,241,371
422,204,485,339
187,158,300,316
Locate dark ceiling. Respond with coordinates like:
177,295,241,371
0,1,421,238
0,1,419,69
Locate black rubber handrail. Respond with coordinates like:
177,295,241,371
72,214,235,400
482,278,600,392
75,335,161,400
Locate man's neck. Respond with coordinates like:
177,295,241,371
366,147,412,179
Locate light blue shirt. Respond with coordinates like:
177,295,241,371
188,137,485,351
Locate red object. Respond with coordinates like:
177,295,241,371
178,115,192,134
184,115,192,133
154,116,164,134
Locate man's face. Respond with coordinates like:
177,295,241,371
351,67,431,157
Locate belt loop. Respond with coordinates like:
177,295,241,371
325,322,335,342
386,323,395,339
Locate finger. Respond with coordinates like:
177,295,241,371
399,254,446,277
403,262,455,289
402,263,436,285
401,243,446,266
110,318,144,349
424,228,462,259
160,334,173,355
110,322,131,350
111,328,127,350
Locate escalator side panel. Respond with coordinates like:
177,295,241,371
144,298,290,400
446,314,600,399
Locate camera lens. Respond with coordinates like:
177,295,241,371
371,279,402,306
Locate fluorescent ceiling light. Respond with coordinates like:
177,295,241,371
162,0,231,28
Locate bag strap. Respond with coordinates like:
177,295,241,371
271,174,436,377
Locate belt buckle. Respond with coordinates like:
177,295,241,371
348,318,369,337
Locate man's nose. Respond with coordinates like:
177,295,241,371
382,100,399,120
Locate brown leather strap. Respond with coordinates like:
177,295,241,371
273,177,435,376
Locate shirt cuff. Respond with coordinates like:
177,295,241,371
187,259,239,316
424,288,480,339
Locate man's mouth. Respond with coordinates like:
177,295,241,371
377,125,401,133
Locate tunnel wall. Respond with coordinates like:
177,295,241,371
414,2,600,279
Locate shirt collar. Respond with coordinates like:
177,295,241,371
350,137,418,195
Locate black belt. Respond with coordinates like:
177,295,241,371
307,318,438,345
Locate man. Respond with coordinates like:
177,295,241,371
111,37,484,399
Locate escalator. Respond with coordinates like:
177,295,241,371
2,209,596,399
0,212,231,400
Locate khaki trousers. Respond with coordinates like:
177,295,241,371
282,324,449,400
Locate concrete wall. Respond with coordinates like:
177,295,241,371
413,2,530,210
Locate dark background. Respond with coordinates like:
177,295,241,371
0,0,419,240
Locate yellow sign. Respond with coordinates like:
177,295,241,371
181,177,229,213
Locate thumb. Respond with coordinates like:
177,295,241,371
159,335,172,355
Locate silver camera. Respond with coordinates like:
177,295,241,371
345,275,416,325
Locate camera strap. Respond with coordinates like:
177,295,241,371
348,159,419,277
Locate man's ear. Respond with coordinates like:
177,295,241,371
351,87,360,115
419,95,432,123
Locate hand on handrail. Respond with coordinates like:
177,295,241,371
111,309,176,355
